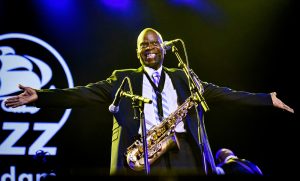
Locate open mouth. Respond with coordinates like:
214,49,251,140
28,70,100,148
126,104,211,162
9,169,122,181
146,53,156,59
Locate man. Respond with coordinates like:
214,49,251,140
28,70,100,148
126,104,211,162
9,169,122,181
4,28,294,176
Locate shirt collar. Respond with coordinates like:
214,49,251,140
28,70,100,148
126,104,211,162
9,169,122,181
144,66,162,77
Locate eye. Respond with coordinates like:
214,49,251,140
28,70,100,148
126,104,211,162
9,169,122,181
152,41,159,46
140,43,148,48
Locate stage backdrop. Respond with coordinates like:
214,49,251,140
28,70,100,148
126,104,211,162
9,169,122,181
1,0,298,179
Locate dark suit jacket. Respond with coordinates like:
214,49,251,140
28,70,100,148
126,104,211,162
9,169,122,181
35,66,272,174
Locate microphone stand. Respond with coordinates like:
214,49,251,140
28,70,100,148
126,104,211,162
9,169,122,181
171,45,209,112
132,99,150,174
171,44,218,175
121,89,151,174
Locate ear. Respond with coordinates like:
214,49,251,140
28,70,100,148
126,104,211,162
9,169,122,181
161,43,166,55
136,48,140,59
163,48,166,55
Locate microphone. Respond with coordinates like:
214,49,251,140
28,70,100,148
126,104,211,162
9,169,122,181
109,77,127,113
120,91,152,104
162,39,180,51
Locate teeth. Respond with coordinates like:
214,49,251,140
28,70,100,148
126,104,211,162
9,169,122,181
147,53,155,58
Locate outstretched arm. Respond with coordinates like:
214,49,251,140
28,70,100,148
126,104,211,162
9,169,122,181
4,84,38,108
202,82,294,113
270,92,294,113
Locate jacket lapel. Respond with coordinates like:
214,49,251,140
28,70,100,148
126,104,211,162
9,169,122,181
129,66,144,95
163,67,188,104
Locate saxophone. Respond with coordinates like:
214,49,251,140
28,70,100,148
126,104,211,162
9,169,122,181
125,93,199,171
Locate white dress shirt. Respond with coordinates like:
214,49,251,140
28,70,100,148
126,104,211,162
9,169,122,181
138,66,186,135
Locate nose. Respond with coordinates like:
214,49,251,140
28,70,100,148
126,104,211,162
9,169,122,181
145,43,155,50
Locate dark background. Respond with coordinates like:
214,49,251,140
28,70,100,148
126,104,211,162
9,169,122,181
1,0,298,178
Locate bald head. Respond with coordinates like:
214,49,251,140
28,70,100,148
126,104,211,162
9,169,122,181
136,28,165,70
216,148,235,164
137,28,163,49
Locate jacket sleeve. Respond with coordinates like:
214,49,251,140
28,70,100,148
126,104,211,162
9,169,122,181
202,82,273,106
35,70,123,108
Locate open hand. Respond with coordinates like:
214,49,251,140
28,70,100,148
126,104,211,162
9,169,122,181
4,84,38,108
271,92,294,113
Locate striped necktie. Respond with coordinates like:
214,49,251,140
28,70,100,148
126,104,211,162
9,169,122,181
151,71,170,122
152,71,160,87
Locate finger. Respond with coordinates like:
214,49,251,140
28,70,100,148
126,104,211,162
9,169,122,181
5,96,20,101
12,103,24,108
5,100,18,106
284,105,294,113
9,99,26,107
19,84,26,90
5,102,19,107
271,92,277,97
287,106,294,113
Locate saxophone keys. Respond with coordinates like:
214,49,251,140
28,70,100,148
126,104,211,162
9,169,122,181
156,129,162,137
138,146,143,153
152,133,158,140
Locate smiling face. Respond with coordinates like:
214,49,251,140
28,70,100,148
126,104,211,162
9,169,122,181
137,28,165,70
